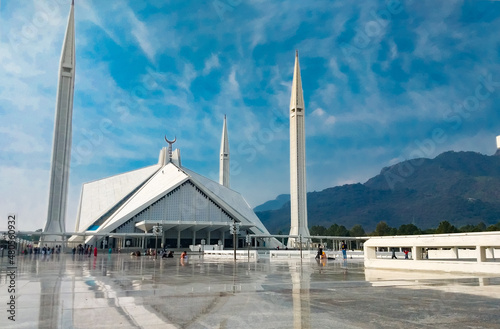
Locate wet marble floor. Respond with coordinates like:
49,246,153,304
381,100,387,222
1,253,499,328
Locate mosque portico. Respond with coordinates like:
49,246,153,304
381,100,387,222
132,220,256,249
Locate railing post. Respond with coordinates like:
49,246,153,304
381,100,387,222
477,245,486,263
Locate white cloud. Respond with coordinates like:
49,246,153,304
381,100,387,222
0,127,46,154
128,9,156,62
0,166,50,231
310,107,336,128
325,116,336,125
312,108,325,116
203,53,220,75
77,1,121,45
228,67,240,93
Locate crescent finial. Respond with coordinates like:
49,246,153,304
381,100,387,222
165,135,177,144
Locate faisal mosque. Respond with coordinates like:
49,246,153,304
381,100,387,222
68,119,280,250
44,2,312,250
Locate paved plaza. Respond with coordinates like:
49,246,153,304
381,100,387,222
1,253,499,328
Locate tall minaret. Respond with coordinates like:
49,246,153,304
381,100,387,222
43,1,76,244
219,115,230,187
288,51,310,248
496,135,500,156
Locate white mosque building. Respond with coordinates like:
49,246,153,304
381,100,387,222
70,117,280,250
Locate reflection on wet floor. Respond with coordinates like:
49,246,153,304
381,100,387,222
1,254,499,328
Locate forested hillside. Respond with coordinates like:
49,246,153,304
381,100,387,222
256,151,500,234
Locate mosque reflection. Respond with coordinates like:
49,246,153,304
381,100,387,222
28,255,317,328
10,254,497,328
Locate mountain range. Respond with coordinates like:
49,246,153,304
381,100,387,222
255,151,500,234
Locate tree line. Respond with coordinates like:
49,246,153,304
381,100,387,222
309,220,500,237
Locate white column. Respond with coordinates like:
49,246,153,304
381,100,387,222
477,245,486,263
43,2,76,244
412,246,421,261
364,246,376,261
288,51,310,248
219,116,230,188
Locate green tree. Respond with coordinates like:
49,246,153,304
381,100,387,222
435,221,458,234
310,225,327,236
350,224,365,237
397,223,421,235
337,225,350,236
327,224,339,236
373,221,392,236
459,224,477,232
476,222,486,231
486,221,500,231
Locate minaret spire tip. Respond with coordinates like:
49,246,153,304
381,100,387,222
72,0,74,5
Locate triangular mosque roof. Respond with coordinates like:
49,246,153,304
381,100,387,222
182,168,270,234
75,157,271,238
75,163,160,232
100,162,189,231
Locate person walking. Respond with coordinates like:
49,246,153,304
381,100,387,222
341,241,347,260
316,245,323,260
391,248,397,259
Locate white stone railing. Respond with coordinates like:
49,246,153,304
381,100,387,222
203,249,258,260
364,231,500,274
269,250,315,259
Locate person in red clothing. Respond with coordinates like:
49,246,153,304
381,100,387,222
403,249,409,259
180,251,187,266
94,246,98,257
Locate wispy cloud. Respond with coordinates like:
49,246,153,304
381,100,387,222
203,53,220,75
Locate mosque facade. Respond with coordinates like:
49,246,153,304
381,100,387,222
70,126,279,250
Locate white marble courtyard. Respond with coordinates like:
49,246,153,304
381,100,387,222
1,253,499,328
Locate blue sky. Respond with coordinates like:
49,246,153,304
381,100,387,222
1,0,500,231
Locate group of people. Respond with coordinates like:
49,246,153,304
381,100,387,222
315,245,327,259
391,248,410,259
315,241,348,261
21,244,62,256
129,249,175,258
130,249,184,262
162,250,174,258
72,244,97,257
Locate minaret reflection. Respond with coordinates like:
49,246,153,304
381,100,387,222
290,262,311,329
38,257,65,326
